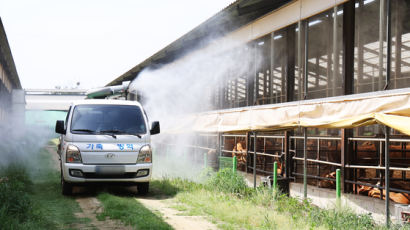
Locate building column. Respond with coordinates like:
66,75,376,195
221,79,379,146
343,0,355,95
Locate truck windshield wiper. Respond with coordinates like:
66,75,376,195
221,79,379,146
121,133,142,138
98,130,142,139
72,129,95,133
99,130,121,139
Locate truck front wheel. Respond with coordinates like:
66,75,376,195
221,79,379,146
137,182,149,195
61,170,72,196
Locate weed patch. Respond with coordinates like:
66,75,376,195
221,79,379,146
0,164,35,228
154,169,410,230
206,168,252,197
97,192,173,230
0,148,85,229
149,177,181,197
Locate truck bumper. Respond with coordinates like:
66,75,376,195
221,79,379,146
62,163,152,183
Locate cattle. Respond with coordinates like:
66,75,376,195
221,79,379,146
232,142,246,163
223,134,410,204
230,141,283,174
318,171,336,189
354,140,410,202
232,142,247,171
358,182,410,204
358,184,410,204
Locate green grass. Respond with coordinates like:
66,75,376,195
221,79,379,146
149,177,200,197
95,178,203,230
30,172,90,229
96,192,173,230
0,163,35,229
5,143,404,229
148,168,410,230
48,138,59,147
175,188,304,229
0,148,87,229
206,167,252,197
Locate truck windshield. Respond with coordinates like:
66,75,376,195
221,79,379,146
70,104,147,135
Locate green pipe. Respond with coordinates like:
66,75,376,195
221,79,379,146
273,162,278,190
336,169,341,199
233,156,237,173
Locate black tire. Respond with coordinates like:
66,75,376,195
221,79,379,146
137,182,149,195
61,169,72,196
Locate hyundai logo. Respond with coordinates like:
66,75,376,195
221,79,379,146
105,153,116,159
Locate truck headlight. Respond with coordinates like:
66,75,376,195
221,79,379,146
66,145,82,163
137,145,152,163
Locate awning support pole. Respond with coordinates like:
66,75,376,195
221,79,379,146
385,126,390,228
304,127,308,199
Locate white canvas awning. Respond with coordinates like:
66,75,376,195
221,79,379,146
169,88,410,135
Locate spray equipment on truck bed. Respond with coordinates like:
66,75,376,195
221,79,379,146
86,81,130,99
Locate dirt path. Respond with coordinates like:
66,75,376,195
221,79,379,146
46,145,132,230
46,145,218,229
46,145,60,170
74,196,133,230
137,197,218,230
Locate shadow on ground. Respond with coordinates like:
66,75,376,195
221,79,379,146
70,179,181,200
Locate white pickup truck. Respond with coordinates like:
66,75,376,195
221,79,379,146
55,100,159,195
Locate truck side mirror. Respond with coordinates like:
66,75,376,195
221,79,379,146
150,121,160,135
55,120,66,134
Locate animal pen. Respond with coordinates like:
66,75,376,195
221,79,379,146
156,88,410,224
112,0,410,225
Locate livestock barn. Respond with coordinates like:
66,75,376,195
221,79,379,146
109,0,410,224
0,18,24,123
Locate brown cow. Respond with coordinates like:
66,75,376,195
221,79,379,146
274,160,282,175
232,142,246,163
232,142,247,171
357,183,410,204
368,188,410,204
318,172,336,189
355,141,410,193
357,184,373,195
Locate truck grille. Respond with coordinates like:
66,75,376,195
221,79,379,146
83,172,138,179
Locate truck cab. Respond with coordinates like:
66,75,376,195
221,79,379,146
55,100,159,195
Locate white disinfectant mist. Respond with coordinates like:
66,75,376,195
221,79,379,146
129,38,254,181
0,108,59,180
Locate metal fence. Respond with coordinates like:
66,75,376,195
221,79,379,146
154,130,410,198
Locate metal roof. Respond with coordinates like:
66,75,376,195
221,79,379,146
71,99,142,106
0,17,22,89
25,88,88,95
107,0,291,86
25,89,87,111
